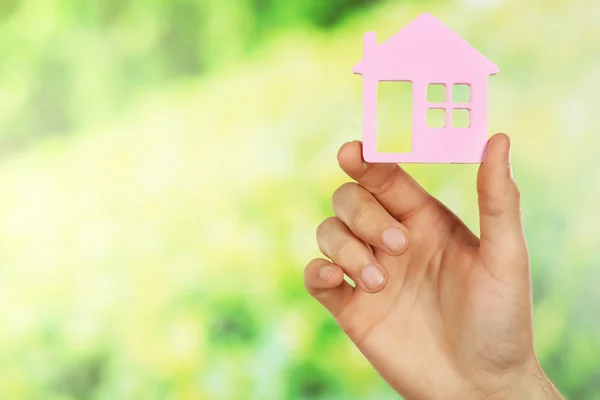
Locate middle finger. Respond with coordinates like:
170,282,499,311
332,182,410,255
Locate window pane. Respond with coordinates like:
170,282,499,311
452,109,470,128
427,84,445,103
427,108,446,128
452,84,471,103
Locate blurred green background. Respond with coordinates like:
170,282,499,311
0,0,599,399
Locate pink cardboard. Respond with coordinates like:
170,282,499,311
354,13,499,163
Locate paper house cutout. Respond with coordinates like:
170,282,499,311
354,13,499,163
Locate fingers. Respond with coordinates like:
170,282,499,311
317,217,388,293
332,182,409,255
477,133,528,268
337,141,433,222
304,258,354,318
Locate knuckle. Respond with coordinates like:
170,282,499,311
482,195,504,216
316,217,342,256
478,179,521,216
332,183,376,230
332,182,360,205
316,216,338,239
369,165,398,196
352,203,372,229
304,259,322,281
477,188,504,216
334,239,356,261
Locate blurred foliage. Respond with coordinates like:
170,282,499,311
0,0,599,399
0,0,384,152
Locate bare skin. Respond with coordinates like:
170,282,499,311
304,134,564,400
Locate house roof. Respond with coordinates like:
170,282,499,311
353,13,499,77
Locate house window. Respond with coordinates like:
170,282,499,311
453,84,471,103
452,109,470,128
426,83,471,128
427,108,446,128
427,84,446,103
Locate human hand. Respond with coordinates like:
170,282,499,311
304,134,563,399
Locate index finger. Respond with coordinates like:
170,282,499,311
337,141,434,222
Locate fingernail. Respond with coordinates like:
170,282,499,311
319,265,335,281
361,265,385,290
382,227,406,253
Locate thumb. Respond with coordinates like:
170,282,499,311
477,134,528,271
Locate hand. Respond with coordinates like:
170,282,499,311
304,134,563,400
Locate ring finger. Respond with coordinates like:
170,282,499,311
317,217,388,293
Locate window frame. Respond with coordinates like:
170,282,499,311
426,83,472,129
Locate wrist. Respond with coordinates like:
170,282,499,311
490,358,563,400
527,367,563,400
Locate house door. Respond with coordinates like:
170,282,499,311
377,81,412,154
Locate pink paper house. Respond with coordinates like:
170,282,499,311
354,13,499,163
